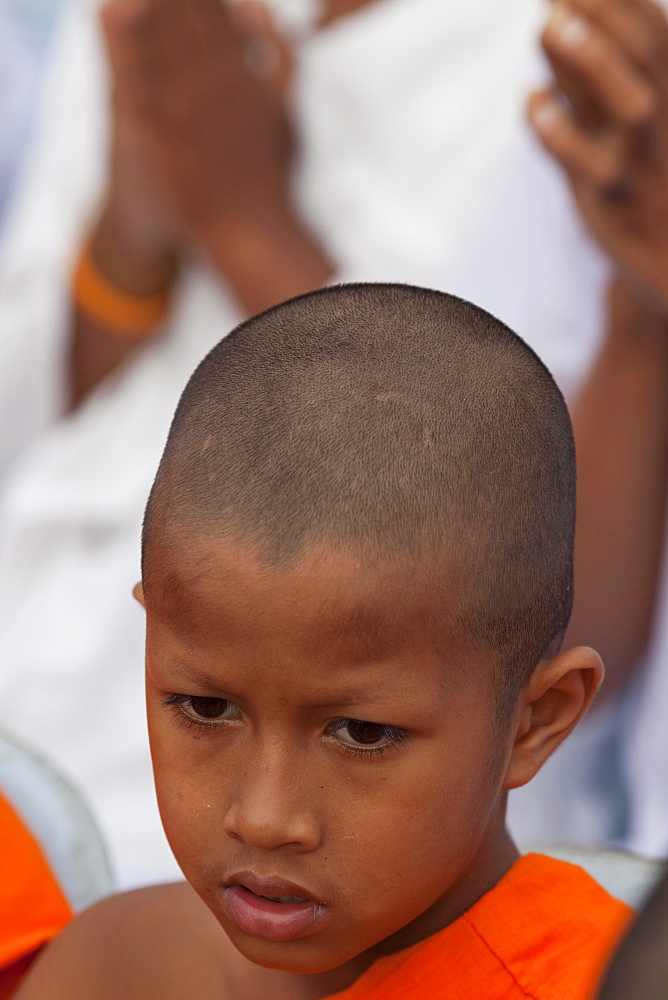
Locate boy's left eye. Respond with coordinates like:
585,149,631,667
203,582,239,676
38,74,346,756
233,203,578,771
336,720,390,745
328,718,407,754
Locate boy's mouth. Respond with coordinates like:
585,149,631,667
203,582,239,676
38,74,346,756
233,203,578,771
260,893,307,903
222,871,327,941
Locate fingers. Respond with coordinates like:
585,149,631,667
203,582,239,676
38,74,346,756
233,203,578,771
101,0,230,117
542,3,658,131
529,88,627,191
567,0,668,80
531,0,668,192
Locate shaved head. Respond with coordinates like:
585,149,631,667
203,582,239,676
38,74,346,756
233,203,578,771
143,283,575,708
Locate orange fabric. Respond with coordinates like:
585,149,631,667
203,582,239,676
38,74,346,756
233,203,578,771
327,854,633,1000
0,791,73,970
72,239,172,338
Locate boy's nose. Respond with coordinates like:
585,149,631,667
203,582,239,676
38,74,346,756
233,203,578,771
222,751,321,852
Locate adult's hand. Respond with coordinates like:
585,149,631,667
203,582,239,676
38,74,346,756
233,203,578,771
71,0,331,408
99,0,298,279
530,0,668,317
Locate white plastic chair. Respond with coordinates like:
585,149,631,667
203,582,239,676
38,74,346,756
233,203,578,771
527,844,666,909
0,728,112,913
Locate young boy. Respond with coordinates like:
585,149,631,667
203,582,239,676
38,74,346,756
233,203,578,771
16,284,632,1000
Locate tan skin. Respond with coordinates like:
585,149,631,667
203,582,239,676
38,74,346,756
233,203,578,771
71,0,378,407
15,536,602,999
529,0,668,696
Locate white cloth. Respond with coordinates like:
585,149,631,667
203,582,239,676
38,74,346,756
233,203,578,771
0,0,60,221
250,0,322,40
0,0,543,888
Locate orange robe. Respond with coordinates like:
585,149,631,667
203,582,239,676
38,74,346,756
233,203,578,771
328,854,632,1000
0,790,72,972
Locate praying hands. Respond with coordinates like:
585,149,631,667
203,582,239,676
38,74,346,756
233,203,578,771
97,0,329,305
70,0,331,405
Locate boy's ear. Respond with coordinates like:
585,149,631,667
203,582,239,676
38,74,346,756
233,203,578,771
503,647,604,791
133,582,145,607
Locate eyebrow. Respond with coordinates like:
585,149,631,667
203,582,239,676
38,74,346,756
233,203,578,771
150,660,417,709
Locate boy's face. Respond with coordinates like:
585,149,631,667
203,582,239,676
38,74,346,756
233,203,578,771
143,536,518,977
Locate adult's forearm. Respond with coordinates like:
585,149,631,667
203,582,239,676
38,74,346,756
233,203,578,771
201,212,334,319
68,208,177,410
69,209,332,409
69,310,142,411
566,281,668,697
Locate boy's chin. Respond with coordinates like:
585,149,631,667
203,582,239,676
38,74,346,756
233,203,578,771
223,924,367,977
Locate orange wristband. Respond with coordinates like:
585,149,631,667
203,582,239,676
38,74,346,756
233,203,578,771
72,239,174,339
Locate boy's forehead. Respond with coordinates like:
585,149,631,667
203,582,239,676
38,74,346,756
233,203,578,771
145,531,470,656
143,532,499,716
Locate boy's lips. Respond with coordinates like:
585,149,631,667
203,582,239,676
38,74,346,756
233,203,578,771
222,871,328,942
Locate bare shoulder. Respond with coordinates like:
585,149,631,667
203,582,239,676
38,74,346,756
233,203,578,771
15,882,228,1000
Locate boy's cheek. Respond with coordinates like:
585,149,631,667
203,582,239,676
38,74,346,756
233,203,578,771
157,759,488,882
150,759,227,890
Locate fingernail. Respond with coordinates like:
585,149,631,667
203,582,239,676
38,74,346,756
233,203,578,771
532,99,564,134
549,5,591,48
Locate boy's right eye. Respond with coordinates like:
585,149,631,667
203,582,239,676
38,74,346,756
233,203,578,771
164,693,240,726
